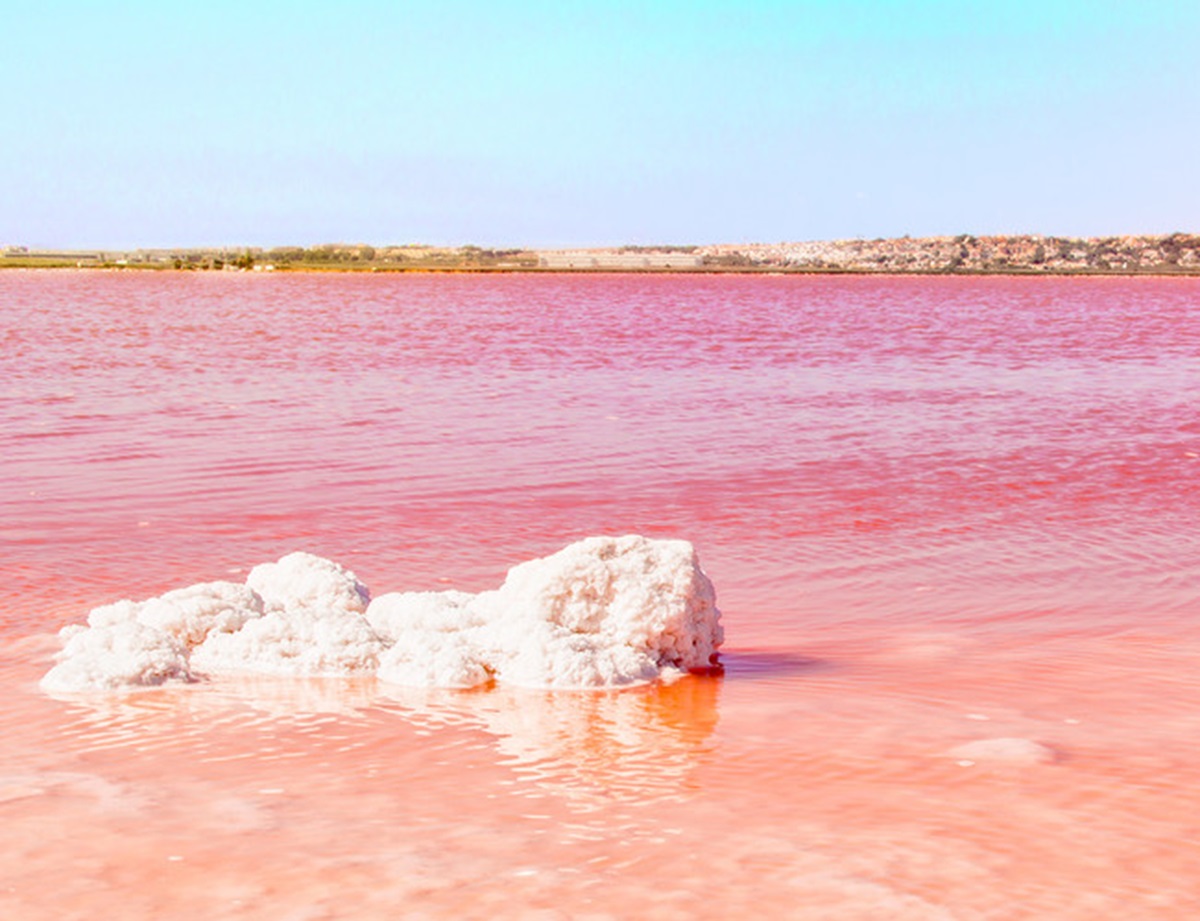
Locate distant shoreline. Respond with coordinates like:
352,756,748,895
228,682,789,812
6,265,1200,279
4,233,1200,276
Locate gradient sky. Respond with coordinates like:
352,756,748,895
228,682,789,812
3,0,1198,248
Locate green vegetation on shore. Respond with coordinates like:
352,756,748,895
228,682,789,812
0,244,541,273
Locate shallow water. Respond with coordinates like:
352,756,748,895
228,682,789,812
2,270,1199,918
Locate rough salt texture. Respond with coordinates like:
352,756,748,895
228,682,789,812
477,535,723,688
138,582,265,646
246,552,370,616
368,536,723,689
191,609,385,677
42,582,262,693
369,591,491,688
42,621,192,693
42,536,723,692
366,590,480,642
83,582,265,647
376,631,493,689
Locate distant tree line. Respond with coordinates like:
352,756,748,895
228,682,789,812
619,245,698,254
258,244,530,265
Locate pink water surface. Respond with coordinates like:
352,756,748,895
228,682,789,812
2,270,1199,918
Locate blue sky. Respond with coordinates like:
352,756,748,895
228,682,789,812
2,1,1198,248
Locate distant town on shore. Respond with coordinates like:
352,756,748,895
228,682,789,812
4,233,1200,275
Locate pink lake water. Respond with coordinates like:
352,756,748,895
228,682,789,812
2,270,1199,918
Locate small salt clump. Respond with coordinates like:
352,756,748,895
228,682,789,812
476,535,723,688
246,551,370,616
42,621,192,693
84,581,264,647
135,582,264,646
191,552,381,676
86,599,145,629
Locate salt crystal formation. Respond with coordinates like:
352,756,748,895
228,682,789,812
43,581,263,692
477,535,722,688
41,536,723,693
245,551,371,616
192,553,382,677
43,621,192,692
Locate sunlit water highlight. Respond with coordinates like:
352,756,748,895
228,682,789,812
2,271,1199,918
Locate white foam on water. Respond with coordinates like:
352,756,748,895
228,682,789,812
41,536,723,693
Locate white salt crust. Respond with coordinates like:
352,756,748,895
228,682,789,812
42,536,723,693
246,552,370,616
474,534,723,688
42,621,193,692
370,590,490,688
190,608,385,677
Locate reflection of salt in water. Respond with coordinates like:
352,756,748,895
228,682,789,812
47,671,721,810
49,676,381,761
379,677,721,809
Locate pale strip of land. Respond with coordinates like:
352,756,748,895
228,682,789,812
3,234,1200,274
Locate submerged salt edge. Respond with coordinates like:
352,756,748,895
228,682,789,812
41,535,723,694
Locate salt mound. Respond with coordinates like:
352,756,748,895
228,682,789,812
43,581,262,693
84,581,264,647
246,551,370,616
41,536,723,693
42,621,192,692
477,535,723,688
139,582,265,645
